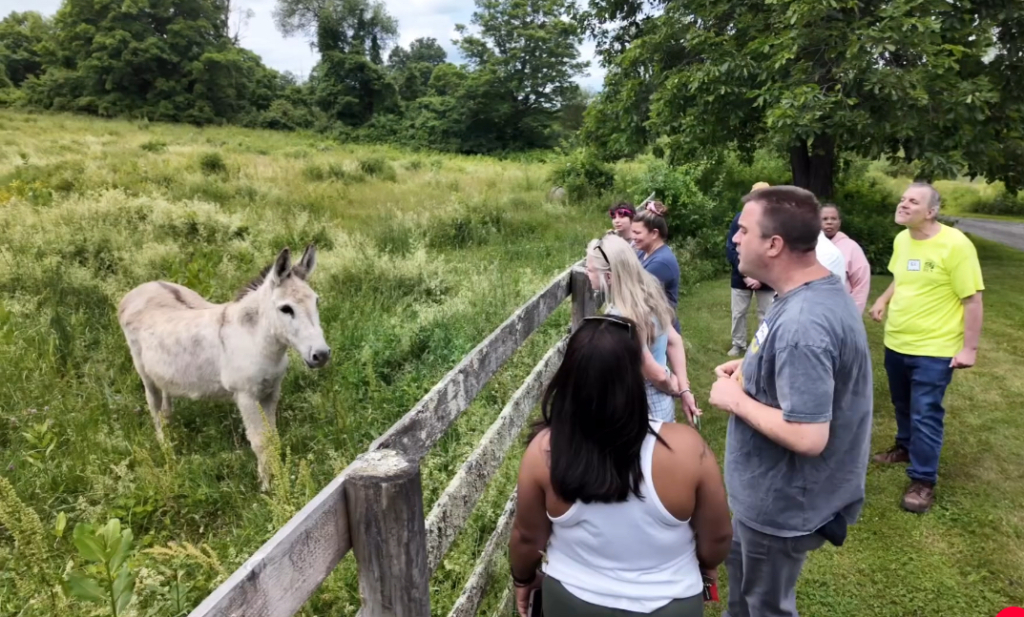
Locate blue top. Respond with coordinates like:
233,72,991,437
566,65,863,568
607,306,668,368
636,245,681,333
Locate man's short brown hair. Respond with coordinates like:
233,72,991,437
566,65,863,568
741,185,821,254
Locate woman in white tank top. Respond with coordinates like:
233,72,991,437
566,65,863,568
508,315,733,616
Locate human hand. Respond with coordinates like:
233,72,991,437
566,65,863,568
701,566,720,584
515,573,543,617
714,359,743,380
743,277,761,289
869,299,886,322
950,348,977,369
680,390,702,427
709,376,745,414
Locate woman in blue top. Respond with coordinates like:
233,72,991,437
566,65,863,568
585,234,700,425
632,200,681,334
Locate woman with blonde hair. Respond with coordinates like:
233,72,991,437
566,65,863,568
585,234,700,424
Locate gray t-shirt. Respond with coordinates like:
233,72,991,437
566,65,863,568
725,274,873,537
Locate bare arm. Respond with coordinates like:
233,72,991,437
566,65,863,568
665,327,690,390
951,292,983,368
641,346,675,393
869,281,895,322
689,439,732,571
508,437,552,583
709,341,834,457
731,392,830,456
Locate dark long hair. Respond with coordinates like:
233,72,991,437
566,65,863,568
529,316,667,504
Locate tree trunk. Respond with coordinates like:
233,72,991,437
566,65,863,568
789,134,836,199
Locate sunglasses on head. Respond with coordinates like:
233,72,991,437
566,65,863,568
594,241,611,266
609,208,634,218
583,314,634,336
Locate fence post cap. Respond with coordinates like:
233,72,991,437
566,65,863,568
348,449,417,481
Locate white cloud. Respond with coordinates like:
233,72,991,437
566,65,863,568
0,0,605,88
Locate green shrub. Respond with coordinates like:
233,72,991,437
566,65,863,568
140,139,167,153
198,152,227,176
548,148,614,200
358,156,397,181
966,190,1024,216
616,156,734,265
829,174,902,274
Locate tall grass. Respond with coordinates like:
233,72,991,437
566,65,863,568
0,110,607,616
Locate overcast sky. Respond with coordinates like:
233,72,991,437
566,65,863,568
0,0,606,90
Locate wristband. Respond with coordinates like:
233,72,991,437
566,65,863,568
511,567,537,587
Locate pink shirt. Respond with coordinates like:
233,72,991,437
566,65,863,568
830,232,871,314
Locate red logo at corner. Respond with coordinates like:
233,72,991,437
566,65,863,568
997,608,1024,617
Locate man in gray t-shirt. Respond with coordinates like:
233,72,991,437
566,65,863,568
710,185,873,617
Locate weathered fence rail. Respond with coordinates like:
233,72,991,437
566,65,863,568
188,259,600,617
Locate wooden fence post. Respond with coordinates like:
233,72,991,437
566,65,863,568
345,449,431,617
570,265,600,332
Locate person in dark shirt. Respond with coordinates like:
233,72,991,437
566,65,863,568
726,183,775,355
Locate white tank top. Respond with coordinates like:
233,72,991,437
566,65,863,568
541,420,703,611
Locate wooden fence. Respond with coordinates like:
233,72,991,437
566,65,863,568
187,259,601,617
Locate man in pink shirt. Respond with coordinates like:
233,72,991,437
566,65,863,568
821,204,871,314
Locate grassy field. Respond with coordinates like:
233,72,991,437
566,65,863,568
0,110,610,616
2,109,1023,617
677,237,1024,616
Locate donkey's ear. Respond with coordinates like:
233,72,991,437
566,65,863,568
295,244,317,280
269,247,292,286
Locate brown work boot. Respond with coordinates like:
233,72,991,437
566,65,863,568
872,445,910,464
901,481,935,513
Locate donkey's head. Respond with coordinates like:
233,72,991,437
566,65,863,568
261,244,331,368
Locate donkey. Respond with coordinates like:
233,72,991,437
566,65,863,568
117,245,331,490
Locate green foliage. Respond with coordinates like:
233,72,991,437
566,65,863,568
198,152,228,176
66,519,136,617
16,0,281,125
0,110,611,616
358,155,397,181
548,148,614,200
617,157,731,261
829,174,903,275
581,0,1024,197
0,11,51,87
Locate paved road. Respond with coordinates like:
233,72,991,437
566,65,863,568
948,217,1024,252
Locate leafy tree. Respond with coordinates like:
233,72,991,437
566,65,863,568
453,0,588,149
0,11,52,86
457,0,587,114
408,37,447,66
274,0,397,61
580,0,1024,197
388,38,448,102
15,0,281,123
312,51,398,124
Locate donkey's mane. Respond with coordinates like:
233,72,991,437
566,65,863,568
234,261,309,302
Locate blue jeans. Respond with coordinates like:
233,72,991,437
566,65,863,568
883,347,955,484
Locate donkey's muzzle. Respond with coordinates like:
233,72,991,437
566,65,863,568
308,347,332,368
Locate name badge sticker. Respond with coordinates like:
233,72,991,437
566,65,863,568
907,259,921,271
754,322,769,346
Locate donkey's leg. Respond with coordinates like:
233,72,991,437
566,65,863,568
124,335,166,442
160,390,174,424
259,382,282,434
142,378,167,443
236,392,272,491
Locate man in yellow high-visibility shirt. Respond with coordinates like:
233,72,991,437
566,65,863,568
869,182,985,514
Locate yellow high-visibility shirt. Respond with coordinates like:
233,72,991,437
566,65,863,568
884,224,984,358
